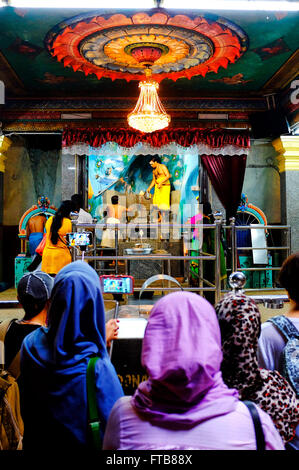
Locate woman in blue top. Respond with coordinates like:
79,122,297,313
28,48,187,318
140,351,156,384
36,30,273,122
20,261,124,450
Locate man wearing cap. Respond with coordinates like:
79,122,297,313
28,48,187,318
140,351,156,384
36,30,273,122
0,270,119,382
0,271,54,381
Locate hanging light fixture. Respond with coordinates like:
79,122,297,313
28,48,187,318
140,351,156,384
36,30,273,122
127,45,171,133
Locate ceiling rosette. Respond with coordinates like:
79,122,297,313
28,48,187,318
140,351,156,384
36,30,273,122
45,10,248,83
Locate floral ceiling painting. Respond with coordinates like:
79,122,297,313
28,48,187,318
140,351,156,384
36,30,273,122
0,7,298,98
0,5,299,106
45,11,248,83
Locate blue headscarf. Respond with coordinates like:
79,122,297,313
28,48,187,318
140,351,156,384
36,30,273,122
21,261,124,447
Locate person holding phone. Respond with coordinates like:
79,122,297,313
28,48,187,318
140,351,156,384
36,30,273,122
20,261,124,450
41,200,73,277
103,292,284,450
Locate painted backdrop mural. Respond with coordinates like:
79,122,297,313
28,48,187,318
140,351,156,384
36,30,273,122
88,151,200,224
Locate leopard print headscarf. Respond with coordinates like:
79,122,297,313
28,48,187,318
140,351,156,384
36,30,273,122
215,292,299,444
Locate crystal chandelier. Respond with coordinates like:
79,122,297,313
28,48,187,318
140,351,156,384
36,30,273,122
127,46,171,133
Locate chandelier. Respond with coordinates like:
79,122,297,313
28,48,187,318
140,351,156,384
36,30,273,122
127,45,171,133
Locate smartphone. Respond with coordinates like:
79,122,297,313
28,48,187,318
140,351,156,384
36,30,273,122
66,232,93,247
99,275,134,294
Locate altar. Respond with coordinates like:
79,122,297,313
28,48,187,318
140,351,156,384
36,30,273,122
119,239,183,279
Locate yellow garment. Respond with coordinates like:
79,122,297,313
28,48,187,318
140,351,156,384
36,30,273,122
153,177,170,211
41,216,72,275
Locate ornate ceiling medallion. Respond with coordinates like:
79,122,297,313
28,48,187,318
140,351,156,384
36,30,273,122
127,43,167,66
45,10,248,82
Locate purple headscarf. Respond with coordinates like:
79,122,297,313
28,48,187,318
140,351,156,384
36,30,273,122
132,291,239,429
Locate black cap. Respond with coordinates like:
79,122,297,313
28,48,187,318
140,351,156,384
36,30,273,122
17,271,54,303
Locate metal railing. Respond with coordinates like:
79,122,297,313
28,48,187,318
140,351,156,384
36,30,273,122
225,217,291,293
71,219,291,303
72,221,221,301
0,217,291,312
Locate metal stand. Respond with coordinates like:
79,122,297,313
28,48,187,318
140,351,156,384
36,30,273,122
71,221,291,302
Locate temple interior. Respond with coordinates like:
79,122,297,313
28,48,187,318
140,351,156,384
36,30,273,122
0,3,298,396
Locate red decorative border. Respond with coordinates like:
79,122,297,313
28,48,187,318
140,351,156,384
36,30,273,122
62,127,250,149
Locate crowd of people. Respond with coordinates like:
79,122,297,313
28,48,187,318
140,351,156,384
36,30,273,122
1,198,298,451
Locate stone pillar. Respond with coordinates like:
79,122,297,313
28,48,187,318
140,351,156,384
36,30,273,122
0,136,12,282
61,152,76,200
272,135,299,253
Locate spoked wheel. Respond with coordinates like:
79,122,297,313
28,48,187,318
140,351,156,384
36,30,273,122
235,210,261,227
235,210,263,256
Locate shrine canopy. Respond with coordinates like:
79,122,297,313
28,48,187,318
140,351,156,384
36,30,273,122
62,127,250,221
62,127,250,157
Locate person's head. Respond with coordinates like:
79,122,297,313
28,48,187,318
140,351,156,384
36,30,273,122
138,292,226,402
149,155,161,168
215,293,261,392
57,200,74,218
132,291,239,425
17,271,54,320
46,261,107,361
200,201,214,222
278,253,299,306
71,194,84,212
215,290,299,442
111,195,119,205
50,200,73,244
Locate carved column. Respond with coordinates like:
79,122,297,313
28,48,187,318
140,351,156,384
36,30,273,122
0,136,12,282
272,135,299,253
0,135,11,172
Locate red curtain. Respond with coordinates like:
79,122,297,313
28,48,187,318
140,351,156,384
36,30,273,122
62,127,249,221
62,127,250,149
201,154,247,221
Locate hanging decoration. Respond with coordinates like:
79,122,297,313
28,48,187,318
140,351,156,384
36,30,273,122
45,10,248,132
62,127,250,151
127,65,170,133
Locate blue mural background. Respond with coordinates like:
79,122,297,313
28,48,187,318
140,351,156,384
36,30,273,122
88,150,200,222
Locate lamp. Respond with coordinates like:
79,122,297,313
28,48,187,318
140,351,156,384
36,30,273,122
127,46,171,133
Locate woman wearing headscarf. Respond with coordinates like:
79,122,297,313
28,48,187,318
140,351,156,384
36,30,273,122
257,252,299,450
41,200,73,276
20,261,124,450
103,292,284,450
215,292,299,446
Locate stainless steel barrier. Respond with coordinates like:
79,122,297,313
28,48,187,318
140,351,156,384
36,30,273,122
224,219,291,293
228,272,289,309
71,219,291,303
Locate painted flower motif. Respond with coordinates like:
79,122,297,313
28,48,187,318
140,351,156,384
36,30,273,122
174,169,181,179
46,12,247,82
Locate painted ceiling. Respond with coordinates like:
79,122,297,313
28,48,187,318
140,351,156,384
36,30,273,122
0,6,298,99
